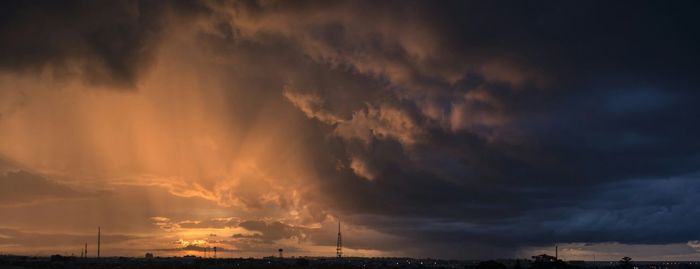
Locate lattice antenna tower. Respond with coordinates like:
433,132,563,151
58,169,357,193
336,220,342,258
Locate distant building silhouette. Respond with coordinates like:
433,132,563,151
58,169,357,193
532,254,558,263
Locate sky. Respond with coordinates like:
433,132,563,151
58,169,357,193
1,0,700,261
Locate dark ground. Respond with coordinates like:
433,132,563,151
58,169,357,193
2,255,700,269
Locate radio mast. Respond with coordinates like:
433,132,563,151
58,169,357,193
336,221,342,258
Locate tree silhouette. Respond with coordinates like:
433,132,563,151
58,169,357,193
619,257,633,269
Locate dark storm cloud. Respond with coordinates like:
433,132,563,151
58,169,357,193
226,0,700,257
0,0,207,87
3,0,700,259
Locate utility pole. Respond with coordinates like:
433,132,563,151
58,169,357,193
593,255,596,268
97,226,101,258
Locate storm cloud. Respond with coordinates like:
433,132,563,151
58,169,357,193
1,0,700,259
0,0,209,87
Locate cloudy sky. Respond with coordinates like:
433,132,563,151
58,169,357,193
1,0,700,260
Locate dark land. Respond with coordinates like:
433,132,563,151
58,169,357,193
2,255,700,269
